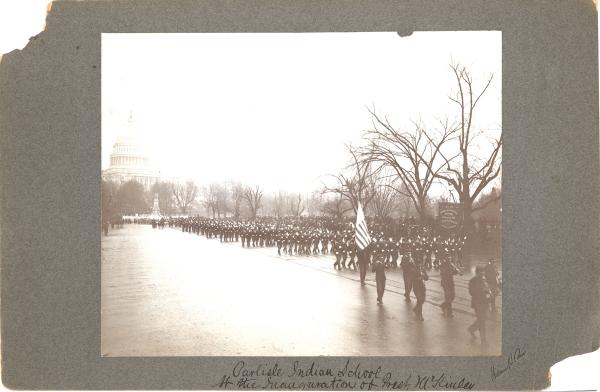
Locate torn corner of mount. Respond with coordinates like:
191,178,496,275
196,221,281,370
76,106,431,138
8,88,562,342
0,0,55,56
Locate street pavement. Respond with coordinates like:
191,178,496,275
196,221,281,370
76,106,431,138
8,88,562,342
101,224,501,357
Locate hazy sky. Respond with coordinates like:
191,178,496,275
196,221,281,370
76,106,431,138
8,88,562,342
102,31,501,193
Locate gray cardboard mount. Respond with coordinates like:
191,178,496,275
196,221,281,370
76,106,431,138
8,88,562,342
0,0,598,390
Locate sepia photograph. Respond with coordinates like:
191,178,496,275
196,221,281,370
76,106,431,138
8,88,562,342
100,31,502,357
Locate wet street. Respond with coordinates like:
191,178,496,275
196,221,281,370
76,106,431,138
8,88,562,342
101,224,501,357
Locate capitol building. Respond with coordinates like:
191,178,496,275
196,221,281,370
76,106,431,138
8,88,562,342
102,123,161,189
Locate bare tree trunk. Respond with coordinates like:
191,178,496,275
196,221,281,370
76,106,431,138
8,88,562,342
431,63,501,232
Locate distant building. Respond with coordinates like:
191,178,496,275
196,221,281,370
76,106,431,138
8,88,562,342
102,113,161,189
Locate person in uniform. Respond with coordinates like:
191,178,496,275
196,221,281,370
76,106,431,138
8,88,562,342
468,265,491,345
372,259,386,304
287,231,294,255
346,240,357,270
305,231,314,255
432,236,442,270
439,257,461,317
333,237,344,270
292,230,300,254
371,237,382,264
276,230,283,256
241,225,247,247
321,231,330,254
312,231,320,254
390,238,399,268
340,235,349,268
382,237,392,267
484,259,500,312
423,238,433,270
412,264,428,321
400,253,415,301
357,243,371,285
412,237,422,266
282,231,290,255
456,235,467,268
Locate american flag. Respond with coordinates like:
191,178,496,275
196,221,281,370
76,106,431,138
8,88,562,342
355,202,371,250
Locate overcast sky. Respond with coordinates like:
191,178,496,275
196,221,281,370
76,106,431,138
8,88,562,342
102,31,501,194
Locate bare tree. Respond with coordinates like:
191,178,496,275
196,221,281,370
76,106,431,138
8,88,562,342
286,193,305,217
369,174,400,219
363,111,457,222
306,190,324,216
433,63,502,228
171,179,198,214
230,181,245,219
321,193,353,219
202,183,230,218
201,185,218,218
322,144,377,214
243,185,263,219
215,184,229,218
268,191,288,218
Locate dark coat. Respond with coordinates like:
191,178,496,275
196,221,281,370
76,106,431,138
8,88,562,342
357,246,371,265
400,254,413,270
440,261,459,288
485,263,500,290
469,275,490,309
372,261,386,281
412,269,428,299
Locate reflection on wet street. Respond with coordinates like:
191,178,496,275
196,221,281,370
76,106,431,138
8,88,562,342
101,225,501,356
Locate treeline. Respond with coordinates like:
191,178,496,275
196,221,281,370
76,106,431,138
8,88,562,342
102,62,502,228
101,177,500,224
102,179,198,217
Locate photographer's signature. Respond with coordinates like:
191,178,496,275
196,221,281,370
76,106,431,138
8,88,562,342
490,346,527,380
